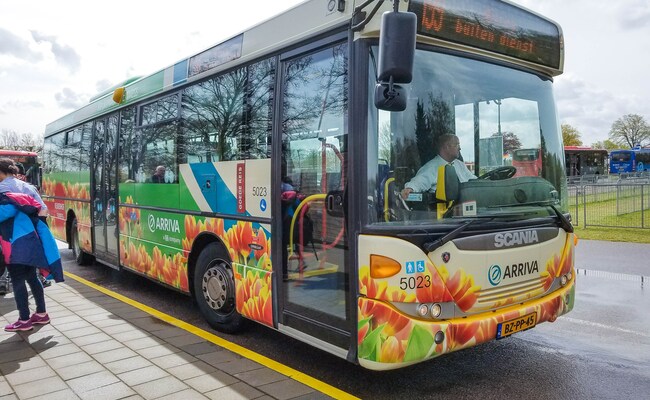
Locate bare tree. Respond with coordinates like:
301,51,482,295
0,129,20,149
608,114,650,148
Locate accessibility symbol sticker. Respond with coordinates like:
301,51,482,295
416,260,425,273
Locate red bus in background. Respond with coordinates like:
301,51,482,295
512,148,542,177
0,149,41,188
564,146,608,177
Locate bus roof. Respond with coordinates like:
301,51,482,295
45,0,564,136
0,149,38,157
564,146,608,152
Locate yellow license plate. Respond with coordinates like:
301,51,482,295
496,312,537,339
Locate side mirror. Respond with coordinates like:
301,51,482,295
374,83,407,111
377,11,417,84
375,9,416,112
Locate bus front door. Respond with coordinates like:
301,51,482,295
91,114,119,267
277,39,352,356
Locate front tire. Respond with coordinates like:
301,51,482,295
193,243,246,333
71,218,93,265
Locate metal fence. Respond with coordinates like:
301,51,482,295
568,176,650,229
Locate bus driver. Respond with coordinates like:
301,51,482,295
401,134,477,199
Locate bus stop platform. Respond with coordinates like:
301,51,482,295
0,275,346,400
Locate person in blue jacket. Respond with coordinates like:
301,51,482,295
0,191,63,332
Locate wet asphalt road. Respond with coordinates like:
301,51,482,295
57,240,650,399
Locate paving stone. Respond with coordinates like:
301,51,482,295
118,365,169,386
93,347,138,364
0,381,13,397
66,370,120,394
164,333,205,348
104,356,153,375
123,336,166,350
81,338,123,355
5,365,56,386
54,320,93,332
150,351,197,369
184,370,239,393
0,346,37,363
111,329,151,342
136,344,181,359
178,341,221,356
0,356,47,375
45,351,94,369
13,376,68,399
257,379,315,400
197,350,239,367
165,360,217,380
61,326,102,339
131,376,188,400
151,327,188,340
234,367,287,387
204,381,263,400
69,332,112,346
155,388,208,400
29,388,81,400
38,343,82,360
78,381,135,400
56,360,105,380
99,321,136,334
214,358,263,375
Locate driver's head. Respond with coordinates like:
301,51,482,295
438,134,461,162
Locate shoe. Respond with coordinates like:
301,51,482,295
29,313,50,325
0,283,6,296
5,320,33,332
41,279,52,288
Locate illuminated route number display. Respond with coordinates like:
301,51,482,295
409,0,562,70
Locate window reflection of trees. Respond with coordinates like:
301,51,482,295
283,44,348,141
181,58,275,162
282,43,348,184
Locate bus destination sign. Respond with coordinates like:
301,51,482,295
408,0,561,70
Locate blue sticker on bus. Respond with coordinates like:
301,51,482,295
260,199,267,211
405,261,415,274
416,260,425,273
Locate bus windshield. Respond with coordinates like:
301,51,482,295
367,47,567,227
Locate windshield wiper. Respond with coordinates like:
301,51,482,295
498,201,574,233
422,219,485,253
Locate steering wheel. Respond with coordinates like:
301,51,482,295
478,166,517,180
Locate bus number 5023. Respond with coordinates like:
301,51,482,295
400,276,431,290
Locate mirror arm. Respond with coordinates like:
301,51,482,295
352,0,386,31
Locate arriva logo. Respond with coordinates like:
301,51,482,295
488,264,502,286
148,214,181,233
494,230,539,248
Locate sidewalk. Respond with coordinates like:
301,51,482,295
0,277,338,400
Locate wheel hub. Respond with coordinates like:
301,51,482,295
202,263,233,312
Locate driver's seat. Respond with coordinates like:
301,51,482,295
433,164,460,218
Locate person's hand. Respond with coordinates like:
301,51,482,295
401,187,413,199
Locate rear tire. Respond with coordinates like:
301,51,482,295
71,218,93,265
193,243,246,333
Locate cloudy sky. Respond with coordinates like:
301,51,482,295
1,0,648,146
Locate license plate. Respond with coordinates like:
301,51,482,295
496,312,537,339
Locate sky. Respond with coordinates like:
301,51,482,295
0,0,649,146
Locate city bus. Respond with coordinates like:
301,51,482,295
609,148,650,174
512,148,542,177
0,149,41,187
42,0,575,370
564,146,608,178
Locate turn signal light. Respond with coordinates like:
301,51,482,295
370,254,401,279
113,87,126,104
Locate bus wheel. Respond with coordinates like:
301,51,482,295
193,243,246,333
71,218,93,265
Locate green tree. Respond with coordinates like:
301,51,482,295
562,124,583,146
591,139,619,150
493,131,521,153
608,114,650,148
